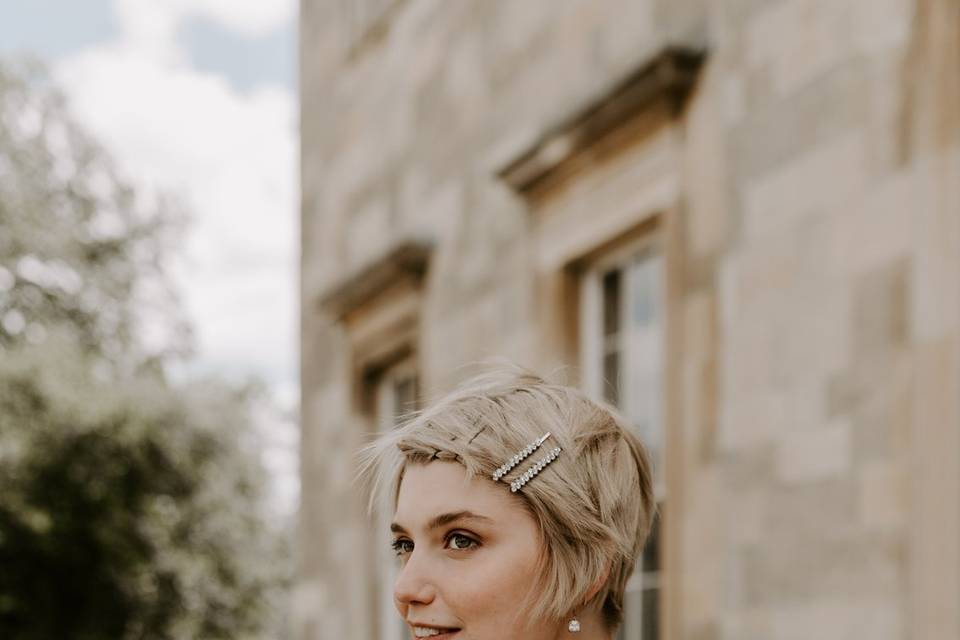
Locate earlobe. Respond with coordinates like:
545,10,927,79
583,566,610,603
564,569,608,637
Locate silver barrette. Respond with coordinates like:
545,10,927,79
492,432,552,482
509,446,562,492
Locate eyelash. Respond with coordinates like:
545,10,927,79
391,538,414,556
390,532,480,556
446,532,479,551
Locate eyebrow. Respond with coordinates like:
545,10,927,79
390,510,493,534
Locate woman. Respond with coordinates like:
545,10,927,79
362,365,655,639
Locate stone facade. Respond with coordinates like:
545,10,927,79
299,1,960,639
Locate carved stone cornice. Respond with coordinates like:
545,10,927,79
498,46,705,195
317,239,432,321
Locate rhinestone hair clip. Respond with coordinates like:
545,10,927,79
509,446,562,493
492,432,551,481
491,432,562,492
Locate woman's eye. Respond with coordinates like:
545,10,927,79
391,538,414,556
445,533,478,551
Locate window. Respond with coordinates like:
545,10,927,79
373,360,419,640
580,238,665,640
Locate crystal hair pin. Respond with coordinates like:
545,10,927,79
492,432,551,481
509,446,561,493
491,432,562,492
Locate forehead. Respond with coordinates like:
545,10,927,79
394,461,524,525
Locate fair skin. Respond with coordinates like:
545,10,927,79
390,461,610,640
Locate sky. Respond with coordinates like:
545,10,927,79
0,0,300,515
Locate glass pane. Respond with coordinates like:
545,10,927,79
392,374,418,423
621,587,643,639
640,587,660,640
630,251,659,326
603,350,620,406
376,368,419,640
624,251,663,482
602,268,621,338
642,506,662,574
612,248,663,640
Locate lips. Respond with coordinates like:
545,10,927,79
409,624,461,638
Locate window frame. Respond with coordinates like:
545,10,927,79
579,231,667,640
372,358,419,640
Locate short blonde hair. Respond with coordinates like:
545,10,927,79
361,364,655,631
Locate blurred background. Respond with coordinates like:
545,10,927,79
0,0,298,638
300,1,957,640
2,1,959,640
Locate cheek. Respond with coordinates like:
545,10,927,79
444,551,544,632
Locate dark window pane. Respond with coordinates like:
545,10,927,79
602,268,621,337
642,506,662,574
640,587,660,640
603,350,620,407
392,374,418,423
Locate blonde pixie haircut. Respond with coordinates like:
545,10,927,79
362,364,656,631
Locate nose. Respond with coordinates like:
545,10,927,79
393,551,436,608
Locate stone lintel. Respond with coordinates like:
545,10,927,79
317,239,432,320
498,45,705,195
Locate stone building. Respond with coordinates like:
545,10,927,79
298,1,959,638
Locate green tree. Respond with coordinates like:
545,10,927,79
0,60,290,639
0,58,188,370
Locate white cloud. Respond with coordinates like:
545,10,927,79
115,0,296,45
54,0,299,510
56,45,297,389
190,0,297,37
112,0,184,63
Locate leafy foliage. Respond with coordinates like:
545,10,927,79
0,346,288,640
0,60,290,639
0,59,188,370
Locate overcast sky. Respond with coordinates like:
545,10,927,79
0,0,299,513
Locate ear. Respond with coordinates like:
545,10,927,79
583,565,611,604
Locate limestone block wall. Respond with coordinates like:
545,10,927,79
300,1,959,638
